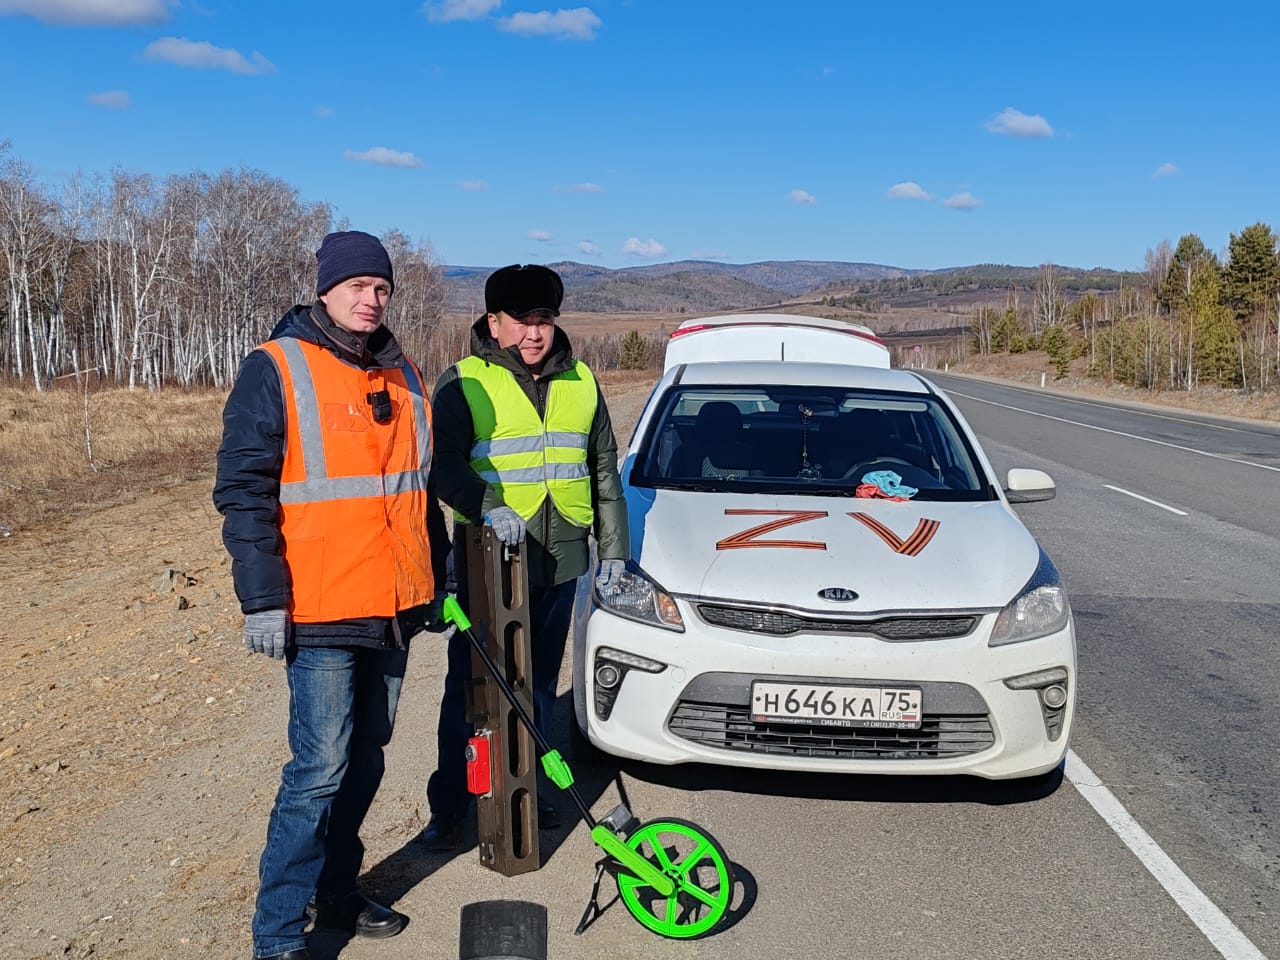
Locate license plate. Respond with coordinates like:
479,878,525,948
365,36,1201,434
751,682,922,729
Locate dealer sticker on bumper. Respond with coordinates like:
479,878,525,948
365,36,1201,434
751,681,922,729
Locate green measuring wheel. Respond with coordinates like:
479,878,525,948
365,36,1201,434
443,594,739,939
615,818,735,939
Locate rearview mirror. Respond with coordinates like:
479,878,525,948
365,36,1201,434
1004,467,1056,503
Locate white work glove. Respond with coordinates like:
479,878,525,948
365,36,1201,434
483,506,526,546
243,608,290,659
595,559,627,594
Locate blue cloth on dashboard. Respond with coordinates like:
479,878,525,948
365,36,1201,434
861,470,917,499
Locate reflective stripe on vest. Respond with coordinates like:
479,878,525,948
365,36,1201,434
259,337,435,622
456,355,597,527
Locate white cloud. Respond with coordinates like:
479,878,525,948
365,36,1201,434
788,189,817,205
578,240,601,255
985,107,1053,138
1153,162,1179,179
458,179,489,191
529,229,553,242
622,237,666,258
343,147,424,168
941,191,982,211
143,37,276,75
422,0,499,22
886,181,934,201
86,90,130,109
570,182,603,193
0,0,172,25
315,105,335,118
498,7,602,39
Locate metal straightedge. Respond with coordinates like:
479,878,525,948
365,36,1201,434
461,524,540,876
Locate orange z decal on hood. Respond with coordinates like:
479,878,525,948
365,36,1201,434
848,512,940,556
716,509,829,550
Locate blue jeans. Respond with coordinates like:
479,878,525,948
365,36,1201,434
252,644,407,959
427,546,576,822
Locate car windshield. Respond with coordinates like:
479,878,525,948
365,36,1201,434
630,384,996,501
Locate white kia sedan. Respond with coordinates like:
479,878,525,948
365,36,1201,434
573,360,1075,780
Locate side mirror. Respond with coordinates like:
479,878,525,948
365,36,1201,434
1004,467,1056,503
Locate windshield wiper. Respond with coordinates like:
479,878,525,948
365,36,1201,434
653,480,726,492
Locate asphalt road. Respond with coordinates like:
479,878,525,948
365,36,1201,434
332,373,1278,960
929,371,1279,958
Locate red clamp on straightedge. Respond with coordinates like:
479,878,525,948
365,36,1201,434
465,732,493,797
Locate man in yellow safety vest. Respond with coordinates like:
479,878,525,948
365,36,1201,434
420,263,629,848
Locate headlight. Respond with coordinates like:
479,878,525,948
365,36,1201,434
988,549,1071,646
593,561,684,632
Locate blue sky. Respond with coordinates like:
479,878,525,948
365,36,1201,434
1,0,1277,272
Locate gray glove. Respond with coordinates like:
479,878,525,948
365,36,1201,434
595,558,627,594
483,506,526,546
243,609,290,660
421,594,448,633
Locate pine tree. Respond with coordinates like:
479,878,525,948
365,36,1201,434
1041,325,1071,379
1160,233,1216,316
1222,221,1279,322
619,329,648,370
1189,260,1239,387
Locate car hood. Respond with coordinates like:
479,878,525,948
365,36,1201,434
625,488,1040,613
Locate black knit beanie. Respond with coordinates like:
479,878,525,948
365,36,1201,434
315,230,394,295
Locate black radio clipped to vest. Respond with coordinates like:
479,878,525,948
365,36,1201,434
366,389,392,424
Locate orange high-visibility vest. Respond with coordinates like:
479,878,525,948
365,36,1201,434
258,337,435,623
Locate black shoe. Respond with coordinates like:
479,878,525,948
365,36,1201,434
418,815,466,851
537,797,562,829
256,951,310,960
310,893,406,940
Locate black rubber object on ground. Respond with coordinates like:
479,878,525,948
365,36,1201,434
458,899,548,960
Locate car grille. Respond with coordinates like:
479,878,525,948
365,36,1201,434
669,699,994,760
696,604,977,640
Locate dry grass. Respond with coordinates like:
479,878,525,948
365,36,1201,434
0,383,226,534
592,367,662,388
0,373,664,537
948,352,1280,423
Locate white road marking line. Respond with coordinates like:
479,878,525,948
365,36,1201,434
1102,484,1188,516
947,391,1280,473
941,375,1272,436
1066,751,1268,960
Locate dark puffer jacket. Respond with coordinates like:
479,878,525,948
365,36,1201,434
212,304,451,648
430,316,629,587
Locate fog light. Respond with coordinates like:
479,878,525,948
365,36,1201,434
593,649,667,722
598,646,666,673
1003,666,1071,742
1004,666,1069,690
1042,684,1068,709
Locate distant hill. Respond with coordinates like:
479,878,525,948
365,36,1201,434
442,259,1140,315
569,272,787,313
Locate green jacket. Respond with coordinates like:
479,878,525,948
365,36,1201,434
431,317,630,586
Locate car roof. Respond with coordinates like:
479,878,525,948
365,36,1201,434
672,312,880,337
669,360,933,393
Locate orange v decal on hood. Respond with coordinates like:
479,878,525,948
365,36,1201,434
849,512,940,556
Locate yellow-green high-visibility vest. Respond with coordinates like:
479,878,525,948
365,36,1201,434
457,356,598,527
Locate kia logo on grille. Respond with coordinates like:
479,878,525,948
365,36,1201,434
819,587,858,602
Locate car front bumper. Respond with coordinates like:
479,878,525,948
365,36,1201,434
574,602,1075,780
